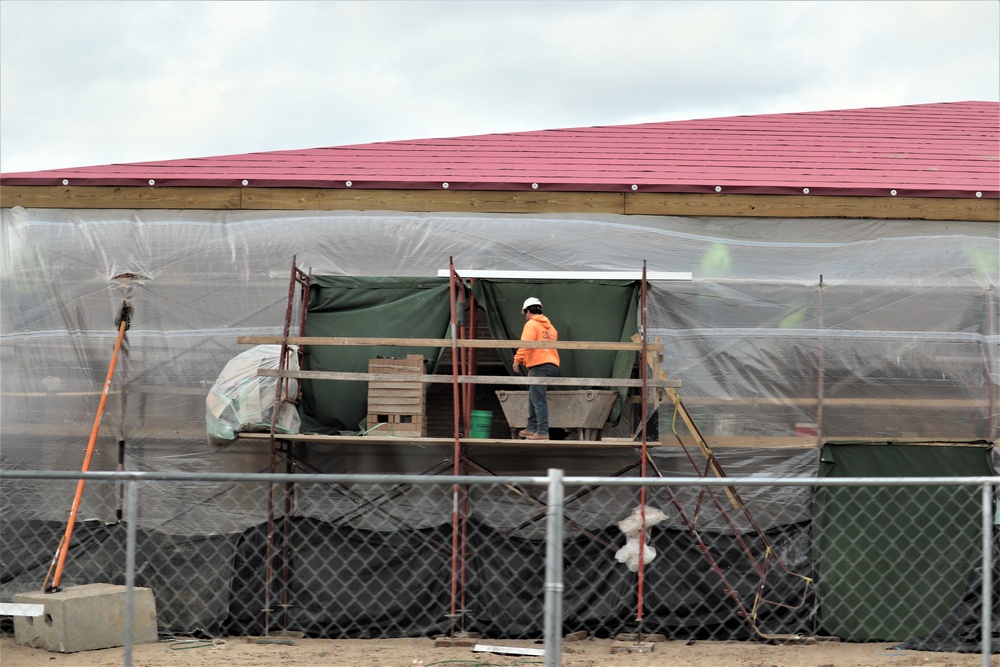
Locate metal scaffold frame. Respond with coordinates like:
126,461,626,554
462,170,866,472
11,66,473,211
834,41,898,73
251,256,815,642
263,257,311,632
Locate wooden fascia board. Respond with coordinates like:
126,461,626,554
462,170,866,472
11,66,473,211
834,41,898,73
241,188,626,214
1,185,997,221
625,193,1000,222
0,185,242,209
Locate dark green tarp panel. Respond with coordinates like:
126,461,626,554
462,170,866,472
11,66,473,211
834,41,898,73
299,277,640,433
299,277,452,434
471,279,640,424
813,442,996,641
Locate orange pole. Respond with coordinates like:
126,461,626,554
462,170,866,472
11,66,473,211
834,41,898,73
47,316,129,591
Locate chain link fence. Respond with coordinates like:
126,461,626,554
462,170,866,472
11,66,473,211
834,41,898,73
1,469,996,666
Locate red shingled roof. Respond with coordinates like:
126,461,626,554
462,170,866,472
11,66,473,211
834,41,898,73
2,101,998,198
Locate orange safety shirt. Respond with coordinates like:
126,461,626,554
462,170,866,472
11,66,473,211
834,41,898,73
514,315,560,368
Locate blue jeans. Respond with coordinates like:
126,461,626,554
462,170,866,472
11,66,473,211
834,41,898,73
526,363,559,436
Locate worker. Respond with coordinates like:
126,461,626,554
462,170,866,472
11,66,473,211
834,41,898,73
512,297,560,440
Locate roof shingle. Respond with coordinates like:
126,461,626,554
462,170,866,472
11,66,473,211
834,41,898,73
2,101,997,198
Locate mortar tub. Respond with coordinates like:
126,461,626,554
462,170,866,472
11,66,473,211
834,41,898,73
495,389,618,441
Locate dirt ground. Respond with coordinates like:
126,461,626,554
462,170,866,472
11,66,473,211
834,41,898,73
0,634,995,667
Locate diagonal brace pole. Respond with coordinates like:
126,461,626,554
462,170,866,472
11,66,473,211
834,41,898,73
45,301,131,592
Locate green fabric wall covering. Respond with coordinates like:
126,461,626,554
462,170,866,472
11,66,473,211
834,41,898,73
298,276,641,433
299,277,452,433
471,279,640,424
813,442,996,641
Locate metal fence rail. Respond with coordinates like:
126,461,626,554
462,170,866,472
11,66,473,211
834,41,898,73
0,469,996,667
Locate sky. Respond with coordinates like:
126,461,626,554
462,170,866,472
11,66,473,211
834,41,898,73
1,0,998,174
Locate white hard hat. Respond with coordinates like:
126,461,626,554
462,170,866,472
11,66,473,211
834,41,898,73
522,297,542,312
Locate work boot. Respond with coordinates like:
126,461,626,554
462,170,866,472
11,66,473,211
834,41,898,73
518,429,536,438
524,433,548,440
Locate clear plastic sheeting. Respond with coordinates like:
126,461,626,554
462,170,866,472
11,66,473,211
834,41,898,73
651,282,996,441
1,206,997,536
206,344,300,447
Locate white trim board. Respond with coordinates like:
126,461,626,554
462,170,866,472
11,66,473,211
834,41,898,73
0,603,44,617
473,644,546,656
436,270,692,281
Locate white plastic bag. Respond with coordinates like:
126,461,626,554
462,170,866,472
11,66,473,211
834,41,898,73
206,345,300,447
618,505,668,537
614,505,668,571
614,536,658,572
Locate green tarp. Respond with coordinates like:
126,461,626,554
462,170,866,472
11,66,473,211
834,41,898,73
471,279,640,423
299,277,640,433
299,277,453,433
813,442,996,641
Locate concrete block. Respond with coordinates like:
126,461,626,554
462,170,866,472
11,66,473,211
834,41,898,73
615,632,666,642
434,634,479,647
610,641,656,654
13,583,157,653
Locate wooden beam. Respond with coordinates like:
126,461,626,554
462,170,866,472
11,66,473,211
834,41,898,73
665,435,818,449
0,185,241,209
257,368,679,388
625,192,999,222
0,422,207,439
238,335,661,352
236,431,987,448
235,432,656,448
436,269,692,281
3,185,995,221
680,396,992,409
241,188,626,214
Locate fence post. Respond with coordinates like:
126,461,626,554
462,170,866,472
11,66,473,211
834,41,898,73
544,468,565,667
981,481,994,667
124,478,138,667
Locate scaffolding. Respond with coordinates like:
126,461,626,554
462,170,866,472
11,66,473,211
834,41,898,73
239,256,815,642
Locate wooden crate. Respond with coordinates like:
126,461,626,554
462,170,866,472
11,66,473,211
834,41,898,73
366,354,427,436
365,413,424,437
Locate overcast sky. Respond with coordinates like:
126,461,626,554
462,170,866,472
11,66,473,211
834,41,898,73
1,0,997,174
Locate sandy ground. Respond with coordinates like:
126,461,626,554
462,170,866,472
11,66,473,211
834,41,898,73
0,634,996,667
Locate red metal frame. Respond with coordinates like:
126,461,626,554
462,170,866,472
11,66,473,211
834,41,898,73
264,256,310,634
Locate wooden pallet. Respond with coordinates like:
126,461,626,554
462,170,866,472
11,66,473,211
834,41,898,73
366,354,427,436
